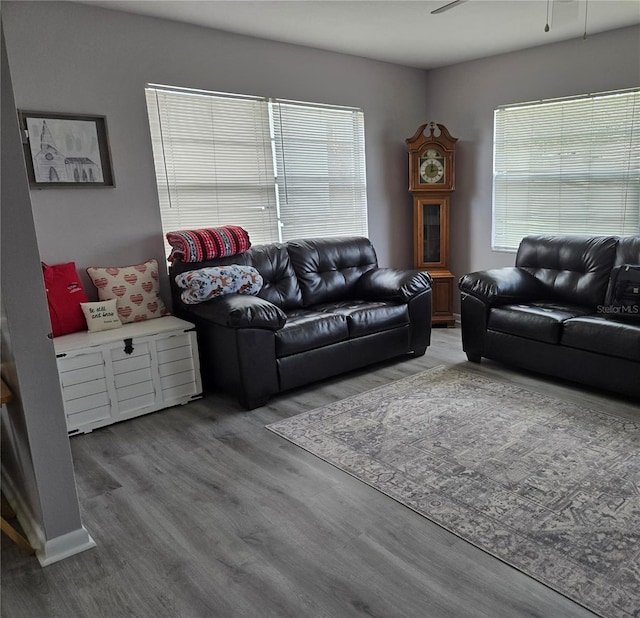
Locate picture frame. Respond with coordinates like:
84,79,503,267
18,110,115,187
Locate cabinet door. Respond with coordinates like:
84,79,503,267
109,341,156,414
413,195,450,270
155,332,201,401
57,352,111,431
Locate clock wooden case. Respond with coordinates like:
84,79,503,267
407,122,457,192
406,122,458,327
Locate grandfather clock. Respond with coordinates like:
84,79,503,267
406,122,457,327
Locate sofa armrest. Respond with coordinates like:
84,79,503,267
459,268,548,306
186,295,287,330
355,268,432,302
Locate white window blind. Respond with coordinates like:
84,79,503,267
272,101,367,240
146,88,278,246
492,89,640,252
145,85,367,252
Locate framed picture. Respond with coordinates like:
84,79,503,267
18,110,115,187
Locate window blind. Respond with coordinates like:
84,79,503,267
272,101,368,240
146,88,278,248
145,86,367,253
492,89,640,252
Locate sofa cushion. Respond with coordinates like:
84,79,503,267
515,235,618,307
276,311,348,357
287,237,377,307
170,243,303,310
488,302,593,344
613,235,640,267
249,244,303,310
174,265,263,305
315,300,409,338
561,315,640,362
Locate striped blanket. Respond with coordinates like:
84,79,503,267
166,226,251,263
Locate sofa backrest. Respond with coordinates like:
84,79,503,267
604,235,640,307
170,242,303,310
613,235,640,267
515,235,618,307
169,235,380,310
286,236,378,306
245,244,304,309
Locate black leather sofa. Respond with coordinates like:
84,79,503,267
459,235,640,399
170,236,432,408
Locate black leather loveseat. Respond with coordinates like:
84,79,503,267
170,236,432,408
459,235,640,399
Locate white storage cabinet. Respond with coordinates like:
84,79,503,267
54,316,202,435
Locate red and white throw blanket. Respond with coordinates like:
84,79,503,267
166,226,251,263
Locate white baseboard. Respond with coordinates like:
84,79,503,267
1,465,96,566
453,312,461,324
37,528,96,567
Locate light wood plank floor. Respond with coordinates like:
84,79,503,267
2,328,638,617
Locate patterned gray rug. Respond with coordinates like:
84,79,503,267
266,366,640,618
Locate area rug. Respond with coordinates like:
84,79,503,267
266,365,640,618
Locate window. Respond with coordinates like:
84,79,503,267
145,85,367,249
492,89,639,252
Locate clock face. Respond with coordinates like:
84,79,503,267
419,149,445,184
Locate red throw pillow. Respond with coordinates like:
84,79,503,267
42,262,89,337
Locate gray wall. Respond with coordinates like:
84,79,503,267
425,25,640,310
2,1,637,312
2,0,432,302
1,25,85,547
2,0,636,566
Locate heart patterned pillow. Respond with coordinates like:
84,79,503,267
87,259,169,323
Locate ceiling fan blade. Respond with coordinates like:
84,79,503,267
431,0,469,15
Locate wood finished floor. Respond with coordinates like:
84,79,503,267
2,327,639,618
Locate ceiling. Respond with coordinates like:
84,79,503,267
79,0,640,69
